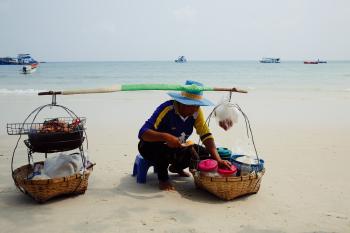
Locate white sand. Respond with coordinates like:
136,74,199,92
0,90,349,233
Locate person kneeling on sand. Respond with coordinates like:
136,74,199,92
138,80,232,191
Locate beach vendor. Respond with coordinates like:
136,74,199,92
138,80,232,191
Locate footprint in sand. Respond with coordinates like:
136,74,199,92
325,212,348,220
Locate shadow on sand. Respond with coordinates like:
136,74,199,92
2,186,90,206
115,172,257,204
2,171,258,206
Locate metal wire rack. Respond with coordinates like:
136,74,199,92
7,117,86,135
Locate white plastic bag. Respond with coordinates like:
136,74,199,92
214,98,239,131
44,153,83,178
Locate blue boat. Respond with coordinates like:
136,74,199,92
0,57,18,65
0,54,38,65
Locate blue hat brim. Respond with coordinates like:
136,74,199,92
167,92,214,106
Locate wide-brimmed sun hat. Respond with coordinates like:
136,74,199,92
167,80,214,106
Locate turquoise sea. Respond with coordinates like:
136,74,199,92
0,61,350,94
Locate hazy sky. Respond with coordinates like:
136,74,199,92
1,0,349,61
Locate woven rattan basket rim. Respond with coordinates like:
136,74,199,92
193,168,265,182
13,162,93,185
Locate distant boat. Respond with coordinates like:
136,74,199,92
259,58,280,63
175,56,187,63
0,54,38,65
17,54,37,64
304,59,327,64
22,63,38,74
0,57,18,65
304,61,318,64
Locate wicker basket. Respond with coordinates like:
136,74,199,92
192,169,265,200
12,162,93,203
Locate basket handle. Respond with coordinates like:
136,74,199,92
201,93,260,164
233,104,260,163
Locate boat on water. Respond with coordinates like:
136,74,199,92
175,56,187,63
22,63,38,74
0,57,18,65
259,58,280,63
304,59,327,64
304,61,318,64
0,54,37,65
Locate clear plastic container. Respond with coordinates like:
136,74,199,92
240,164,252,176
200,171,220,177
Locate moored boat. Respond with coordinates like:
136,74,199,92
259,58,280,63
0,57,18,65
304,59,327,64
175,56,187,63
0,54,37,65
304,61,318,64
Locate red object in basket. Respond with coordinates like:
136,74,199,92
71,118,81,128
218,165,237,176
198,159,218,172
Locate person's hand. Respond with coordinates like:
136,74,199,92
164,134,182,148
218,159,232,170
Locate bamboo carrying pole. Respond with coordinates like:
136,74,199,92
38,84,248,96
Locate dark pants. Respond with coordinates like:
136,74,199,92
138,140,210,182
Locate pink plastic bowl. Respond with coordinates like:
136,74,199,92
198,159,218,172
217,165,237,176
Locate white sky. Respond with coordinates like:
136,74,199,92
0,0,349,61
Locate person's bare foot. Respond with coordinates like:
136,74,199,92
159,181,175,191
169,165,191,177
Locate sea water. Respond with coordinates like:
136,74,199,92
0,61,350,94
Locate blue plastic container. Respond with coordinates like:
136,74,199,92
230,154,264,176
217,147,232,160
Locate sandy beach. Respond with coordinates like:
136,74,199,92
0,89,349,233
